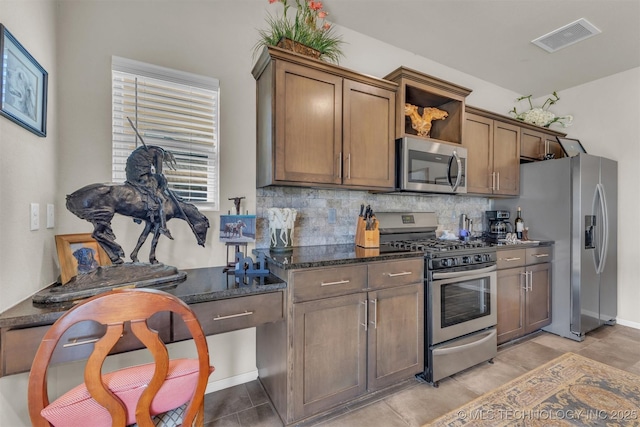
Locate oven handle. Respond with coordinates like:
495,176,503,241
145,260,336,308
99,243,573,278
432,264,497,280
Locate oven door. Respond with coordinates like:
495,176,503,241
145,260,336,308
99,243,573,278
397,137,467,194
429,265,497,345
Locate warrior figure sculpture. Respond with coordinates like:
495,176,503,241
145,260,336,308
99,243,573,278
125,144,176,239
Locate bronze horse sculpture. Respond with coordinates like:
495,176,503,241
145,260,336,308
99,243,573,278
66,145,210,265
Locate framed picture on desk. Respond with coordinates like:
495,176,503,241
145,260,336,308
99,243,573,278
556,137,587,158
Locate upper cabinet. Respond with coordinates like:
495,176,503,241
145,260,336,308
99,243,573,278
520,126,566,162
252,47,397,190
384,67,472,145
464,108,521,196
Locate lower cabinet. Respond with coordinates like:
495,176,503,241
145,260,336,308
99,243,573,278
258,258,424,425
496,246,552,344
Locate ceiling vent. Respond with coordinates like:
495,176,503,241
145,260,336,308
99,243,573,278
532,18,601,53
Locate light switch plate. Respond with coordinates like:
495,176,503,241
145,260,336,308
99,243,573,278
47,204,55,228
30,203,40,230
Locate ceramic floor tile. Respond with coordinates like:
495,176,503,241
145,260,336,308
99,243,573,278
237,403,283,427
314,400,409,427
450,358,528,395
204,384,254,422
532,331,597,352
205,413,241,427
577,333,640,371
383,380,480,426
495,340,565,371
245,380,270,406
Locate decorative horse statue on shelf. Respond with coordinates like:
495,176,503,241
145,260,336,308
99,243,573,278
66,182,210,265
404,103,449,137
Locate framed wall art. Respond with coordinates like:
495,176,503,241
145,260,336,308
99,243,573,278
556,136,587,158
0,24,48,136
55,233,111,284
219,214,257,243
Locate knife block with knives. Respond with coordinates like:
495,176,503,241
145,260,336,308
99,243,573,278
356,204,379,249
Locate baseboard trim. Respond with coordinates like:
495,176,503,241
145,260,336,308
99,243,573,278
205,370,259,394
616,318,640,330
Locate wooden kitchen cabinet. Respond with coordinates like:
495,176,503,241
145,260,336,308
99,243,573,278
384,66,471,144
520,127,565,162
496,246,552,344
257,257,423,425
464,108,520,196
253,46,396,190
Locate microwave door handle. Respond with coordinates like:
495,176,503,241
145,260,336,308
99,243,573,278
448,150,462,191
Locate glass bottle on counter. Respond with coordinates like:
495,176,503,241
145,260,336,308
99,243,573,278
515,206,524,239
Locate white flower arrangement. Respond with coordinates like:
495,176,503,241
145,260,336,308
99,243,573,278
510,92,573,128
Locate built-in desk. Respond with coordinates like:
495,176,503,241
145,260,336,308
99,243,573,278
0,266,286,377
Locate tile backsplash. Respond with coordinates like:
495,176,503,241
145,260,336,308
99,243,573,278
256,187,491,248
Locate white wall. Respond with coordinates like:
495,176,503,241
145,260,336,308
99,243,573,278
0,1,637,425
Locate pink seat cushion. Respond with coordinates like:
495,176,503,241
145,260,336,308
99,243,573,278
41,358,209,427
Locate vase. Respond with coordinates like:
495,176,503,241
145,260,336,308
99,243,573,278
276,37,321,60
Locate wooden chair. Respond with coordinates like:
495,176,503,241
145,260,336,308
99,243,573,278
28,288,213,427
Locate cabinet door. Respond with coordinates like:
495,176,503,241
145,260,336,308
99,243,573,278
292,293,367,420
463,113,494,194
545,137,564,159
342,80,395,189
525,263,552,333
367,283,423,391
520,128,544,160
496,267,525,344
274,61,342,185
492,121,520,196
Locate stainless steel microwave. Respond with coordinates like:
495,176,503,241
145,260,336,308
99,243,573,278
396,137,467,194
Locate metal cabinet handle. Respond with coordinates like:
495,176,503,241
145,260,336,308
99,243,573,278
214,311,254,321
387,271,412,277
63,337,100,348
320,279,350,287
521,271,533,291
347,153,351,179
532,254,549,258
504,257,521,261
338,152,342,179
491,172,496,191
370,298,377,329
496,172,500,191
361,300,368,331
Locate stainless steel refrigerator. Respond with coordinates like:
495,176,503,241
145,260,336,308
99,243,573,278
496,154,617,341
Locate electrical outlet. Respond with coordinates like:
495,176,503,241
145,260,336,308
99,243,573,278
328,208,337,224
47,204,55,228
30,203,40,230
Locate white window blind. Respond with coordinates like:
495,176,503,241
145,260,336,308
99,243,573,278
112,56,219,209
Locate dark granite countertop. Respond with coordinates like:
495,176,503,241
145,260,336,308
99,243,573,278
0,266,286,329
492,240,554,250
254,244,424,270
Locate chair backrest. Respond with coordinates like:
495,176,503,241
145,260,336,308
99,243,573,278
28,288,211,427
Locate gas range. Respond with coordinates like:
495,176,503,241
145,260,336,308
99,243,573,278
376,212,497,271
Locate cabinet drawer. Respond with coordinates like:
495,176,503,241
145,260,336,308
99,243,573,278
173,292,284,340
1,313,169,376
526,246,552,265
367,258,423,290
292,265,367,303
497,249,526,269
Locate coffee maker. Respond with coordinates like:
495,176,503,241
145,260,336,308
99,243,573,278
485,210,513,243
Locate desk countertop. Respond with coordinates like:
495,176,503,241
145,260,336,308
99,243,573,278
0,266,286,329
254,244,424,270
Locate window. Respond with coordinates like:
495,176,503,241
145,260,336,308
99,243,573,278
112,56,219,209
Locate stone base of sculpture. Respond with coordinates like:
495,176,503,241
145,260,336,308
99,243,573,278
33,263,186,304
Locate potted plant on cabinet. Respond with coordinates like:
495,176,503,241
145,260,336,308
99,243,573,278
255,0,344,63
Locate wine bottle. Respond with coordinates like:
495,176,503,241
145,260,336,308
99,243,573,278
515,206,524,240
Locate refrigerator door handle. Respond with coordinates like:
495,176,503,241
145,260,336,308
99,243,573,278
596,183,609,274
